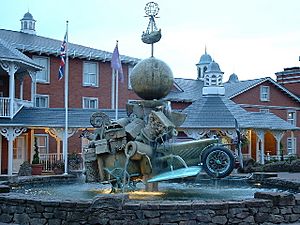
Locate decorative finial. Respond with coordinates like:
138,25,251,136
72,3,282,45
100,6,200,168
141,2,161,57
205,45,207,54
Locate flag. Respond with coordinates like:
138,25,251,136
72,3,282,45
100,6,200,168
111,43,124,82
58,32,67,80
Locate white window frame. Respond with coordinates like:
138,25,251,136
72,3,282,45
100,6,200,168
32,56,50,83
260,86,270,102
287,137,296,155
128,65,134,90
287,110,297,126
34,134,49,157
83,61,99,87
260,108,269,113
35,94,49,108
82,97,98,109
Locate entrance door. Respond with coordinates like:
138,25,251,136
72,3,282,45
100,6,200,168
13,136,26,173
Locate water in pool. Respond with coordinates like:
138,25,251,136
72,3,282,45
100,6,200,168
11,179,289,201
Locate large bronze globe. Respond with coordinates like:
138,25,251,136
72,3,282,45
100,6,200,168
130,57,173,100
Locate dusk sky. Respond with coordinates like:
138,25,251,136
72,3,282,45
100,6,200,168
1,0,300,81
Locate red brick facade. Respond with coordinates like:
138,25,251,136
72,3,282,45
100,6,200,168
231,80,300,157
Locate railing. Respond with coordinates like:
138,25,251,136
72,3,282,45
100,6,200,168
0,97,10,117
39,153,63,171
0,97,33,118
39,153,84,172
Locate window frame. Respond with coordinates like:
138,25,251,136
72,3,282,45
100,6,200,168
287,137,297,155
34,134,49,157
287,110,297,126
260,108,270,113
82,61,99,87
35,94,49,108
32,56,50,83
82,97,99,109
260,86,270,102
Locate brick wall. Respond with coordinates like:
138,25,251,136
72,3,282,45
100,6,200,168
0,192,299,224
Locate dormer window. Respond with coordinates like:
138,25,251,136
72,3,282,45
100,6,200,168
260,86,270,101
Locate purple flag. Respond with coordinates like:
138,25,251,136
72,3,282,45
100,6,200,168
111,43,124,82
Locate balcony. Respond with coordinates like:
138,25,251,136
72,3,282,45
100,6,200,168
0,97,33,118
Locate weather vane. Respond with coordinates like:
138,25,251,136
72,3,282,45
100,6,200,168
142,2,161,57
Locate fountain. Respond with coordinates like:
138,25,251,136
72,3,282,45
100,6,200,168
82,1,238,192
2,3,300,225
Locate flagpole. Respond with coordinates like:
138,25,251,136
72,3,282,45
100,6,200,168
63,21,69,175
115,69,118,120
111,70,115,109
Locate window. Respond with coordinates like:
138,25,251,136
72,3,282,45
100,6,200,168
83,97,98,109
0,92,3,97
32,56,50,83
128,65,134,89
35,95,49,108
34,135,49,156
260,86,270,101
83,62,98,86
287,111,296,126
287,137,296,155
260,108,269,113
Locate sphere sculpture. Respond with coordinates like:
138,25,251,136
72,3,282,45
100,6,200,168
130,57,174,100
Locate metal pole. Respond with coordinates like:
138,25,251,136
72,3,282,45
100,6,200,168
115,70,119,120
63,21,69,175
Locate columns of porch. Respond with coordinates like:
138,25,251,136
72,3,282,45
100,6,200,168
254,129,265,164
0,127,26,175
0,62,19,118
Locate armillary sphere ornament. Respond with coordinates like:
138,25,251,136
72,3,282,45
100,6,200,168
142,2,161,57
144,2,159,16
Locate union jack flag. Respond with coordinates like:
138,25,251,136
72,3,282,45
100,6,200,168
58,32,67,80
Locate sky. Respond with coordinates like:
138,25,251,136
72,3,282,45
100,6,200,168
1,0,300,81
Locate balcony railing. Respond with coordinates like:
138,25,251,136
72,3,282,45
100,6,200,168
0,97,33,118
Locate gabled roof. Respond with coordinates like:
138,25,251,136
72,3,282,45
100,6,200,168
224,77,300,103
0,29,140,65
166,77,300,104
0,108,126,128
181,95,298,131
0,38,43,70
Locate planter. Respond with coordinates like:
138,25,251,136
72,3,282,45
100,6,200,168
31,164,43,175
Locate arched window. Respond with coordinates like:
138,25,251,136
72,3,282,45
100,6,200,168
24,21,28,29
211,75,217,86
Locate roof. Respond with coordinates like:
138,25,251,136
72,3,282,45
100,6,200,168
224,77,300,103
0,29,140,65
0,38,43,70
0,108,127,128
21,12,35,21
198,52,212,65
166,78,203,102
180,95,298,131
166,77,300,104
